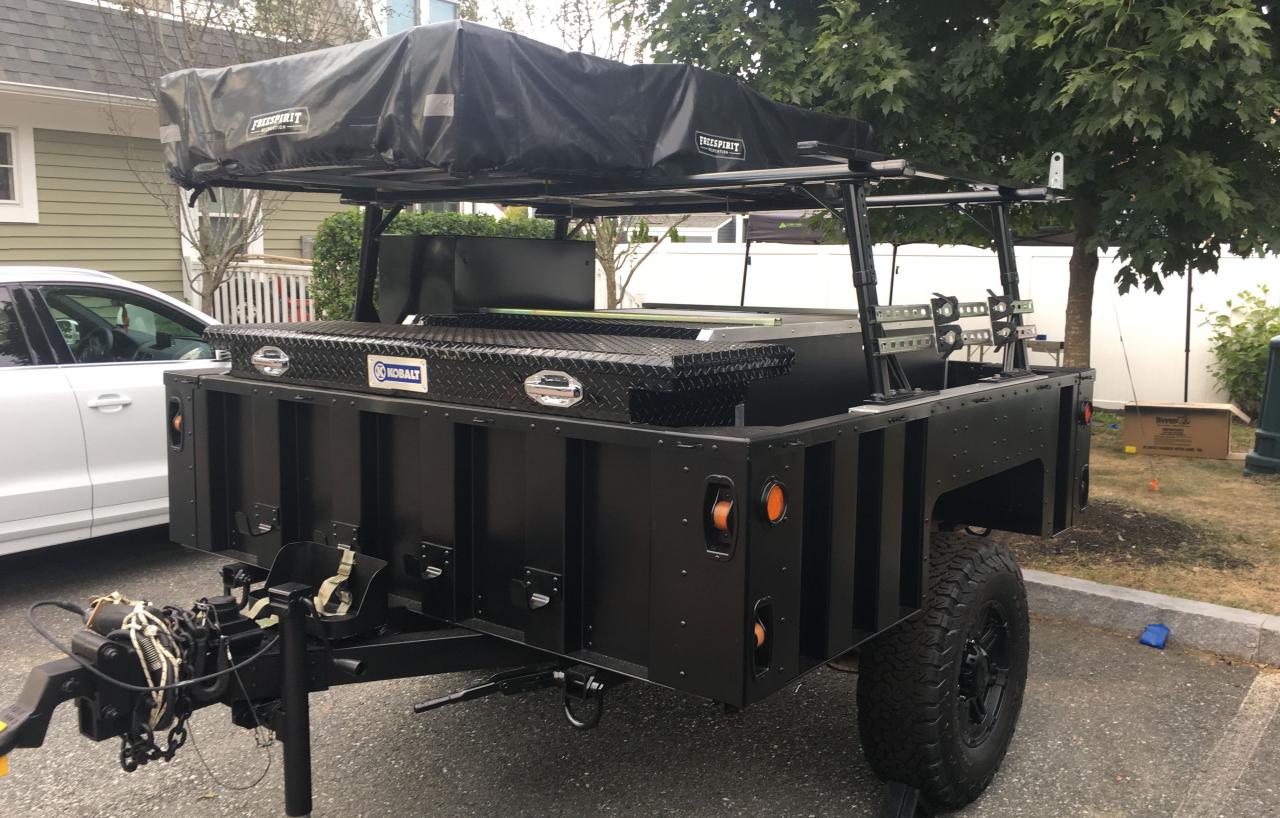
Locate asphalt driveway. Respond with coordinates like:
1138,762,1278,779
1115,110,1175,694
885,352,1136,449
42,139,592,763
1,530,1277,817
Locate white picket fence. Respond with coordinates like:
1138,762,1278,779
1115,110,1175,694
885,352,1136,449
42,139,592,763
208,262,317,324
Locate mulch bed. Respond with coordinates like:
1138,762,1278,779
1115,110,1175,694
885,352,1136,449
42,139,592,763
996,500,1252,570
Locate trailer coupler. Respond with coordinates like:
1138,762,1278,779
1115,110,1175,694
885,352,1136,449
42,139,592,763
412,662,615,730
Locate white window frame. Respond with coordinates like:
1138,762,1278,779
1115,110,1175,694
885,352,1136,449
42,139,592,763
179,189,266,260
0,124,40,224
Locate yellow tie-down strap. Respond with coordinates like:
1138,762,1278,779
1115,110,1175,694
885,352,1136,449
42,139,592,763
314,546,356,617
1,718,9,777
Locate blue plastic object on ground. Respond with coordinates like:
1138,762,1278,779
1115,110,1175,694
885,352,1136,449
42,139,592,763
1140,623,1170,649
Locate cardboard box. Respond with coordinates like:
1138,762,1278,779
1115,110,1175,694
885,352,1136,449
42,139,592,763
1122,402,1250,460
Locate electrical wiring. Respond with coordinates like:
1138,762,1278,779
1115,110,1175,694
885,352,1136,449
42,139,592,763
26,599,279,694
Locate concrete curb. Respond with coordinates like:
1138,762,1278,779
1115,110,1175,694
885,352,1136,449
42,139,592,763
1024,569,1280,666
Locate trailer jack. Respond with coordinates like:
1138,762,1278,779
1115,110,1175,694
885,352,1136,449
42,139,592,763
413,662,616,731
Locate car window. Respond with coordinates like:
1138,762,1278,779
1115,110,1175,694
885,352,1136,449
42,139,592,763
0,288,35,367
39,285,212,364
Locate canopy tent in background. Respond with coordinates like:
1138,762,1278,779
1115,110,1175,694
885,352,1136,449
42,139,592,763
738,210,829,304
744,211,828,244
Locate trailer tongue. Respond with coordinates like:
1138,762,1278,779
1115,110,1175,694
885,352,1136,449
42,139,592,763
0,20,1091,818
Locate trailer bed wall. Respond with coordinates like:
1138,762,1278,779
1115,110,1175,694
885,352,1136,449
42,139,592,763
166,367,1092,708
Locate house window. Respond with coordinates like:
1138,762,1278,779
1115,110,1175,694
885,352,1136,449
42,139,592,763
0,126,39,223
0,132,14,201
203,188,252,255
427,0,457,22
387,0,455,33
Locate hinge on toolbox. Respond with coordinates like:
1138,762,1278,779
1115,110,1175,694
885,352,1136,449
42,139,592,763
510,567,562,611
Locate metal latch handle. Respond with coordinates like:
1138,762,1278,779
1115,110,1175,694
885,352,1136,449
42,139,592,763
251,346,290,376
528,592,552,610
523,370,584,408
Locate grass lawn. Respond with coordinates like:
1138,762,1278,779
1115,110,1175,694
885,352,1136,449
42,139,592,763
1002,410,1280,614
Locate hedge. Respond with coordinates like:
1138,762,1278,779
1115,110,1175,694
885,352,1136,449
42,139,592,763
310,208,557,320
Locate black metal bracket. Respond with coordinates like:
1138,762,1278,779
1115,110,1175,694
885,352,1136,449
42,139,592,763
511,567,562,611
418,542,453,581
233,503,279,538
796,140,886,166
328,521,360,549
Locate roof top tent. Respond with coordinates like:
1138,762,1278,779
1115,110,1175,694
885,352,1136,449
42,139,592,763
158,20,1062,405
0,22,1091,818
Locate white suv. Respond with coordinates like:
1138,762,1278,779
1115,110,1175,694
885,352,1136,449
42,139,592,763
0,267,227,554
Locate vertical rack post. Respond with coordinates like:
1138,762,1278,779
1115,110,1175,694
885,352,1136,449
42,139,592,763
991,203,1028,371
353,204,384,323
843,182,891,398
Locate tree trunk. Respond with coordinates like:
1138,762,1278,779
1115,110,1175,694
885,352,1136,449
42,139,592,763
601,258,619,309
1063,202,1100,368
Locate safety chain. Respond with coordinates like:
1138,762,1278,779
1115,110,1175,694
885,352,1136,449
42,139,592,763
117,690,194,771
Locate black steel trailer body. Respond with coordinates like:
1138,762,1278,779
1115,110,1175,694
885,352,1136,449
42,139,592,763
0,21,1093,818
164,360,1091,709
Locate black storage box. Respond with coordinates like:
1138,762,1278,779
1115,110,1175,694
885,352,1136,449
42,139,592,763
379,235,595,323
204,321,794,426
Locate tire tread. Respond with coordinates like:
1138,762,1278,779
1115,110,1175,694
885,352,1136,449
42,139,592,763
856,532,1029,810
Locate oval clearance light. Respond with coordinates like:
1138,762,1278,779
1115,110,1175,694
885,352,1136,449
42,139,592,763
172,411,183,435
1080,400,1094,425
754,620,766,648
762,479,787,525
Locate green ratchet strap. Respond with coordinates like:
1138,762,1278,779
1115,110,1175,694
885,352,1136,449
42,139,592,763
314,546,356,617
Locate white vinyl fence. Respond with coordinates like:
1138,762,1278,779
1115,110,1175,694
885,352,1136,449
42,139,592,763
194,246,1279,410
207,262,317,324
614,242,1280,409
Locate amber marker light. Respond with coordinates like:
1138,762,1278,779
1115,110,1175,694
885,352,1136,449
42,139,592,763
762,479,787,525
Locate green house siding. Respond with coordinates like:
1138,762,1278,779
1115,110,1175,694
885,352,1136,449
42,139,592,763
0,129,184,298
264,193,342,260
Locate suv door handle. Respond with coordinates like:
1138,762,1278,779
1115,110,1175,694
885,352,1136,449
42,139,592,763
87,393,133,411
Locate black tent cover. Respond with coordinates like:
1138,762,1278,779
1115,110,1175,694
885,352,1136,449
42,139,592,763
157,21,876,192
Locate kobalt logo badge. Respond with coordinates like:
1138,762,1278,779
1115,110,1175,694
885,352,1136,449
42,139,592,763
695,131,745,160
367,355,428,393
246,108,310,139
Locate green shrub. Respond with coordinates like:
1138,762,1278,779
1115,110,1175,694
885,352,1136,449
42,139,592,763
311,208,556,320
1201,286,1280,418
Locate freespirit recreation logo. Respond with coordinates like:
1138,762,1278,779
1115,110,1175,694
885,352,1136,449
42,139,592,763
695,131,746,161
246,108,310,140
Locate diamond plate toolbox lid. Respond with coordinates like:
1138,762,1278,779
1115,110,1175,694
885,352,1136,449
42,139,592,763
203,321,794,426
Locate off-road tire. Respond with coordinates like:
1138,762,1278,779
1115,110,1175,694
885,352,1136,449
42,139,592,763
856,532,1029,812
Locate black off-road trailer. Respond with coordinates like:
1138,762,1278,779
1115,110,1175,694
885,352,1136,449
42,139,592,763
0,22,1093,817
